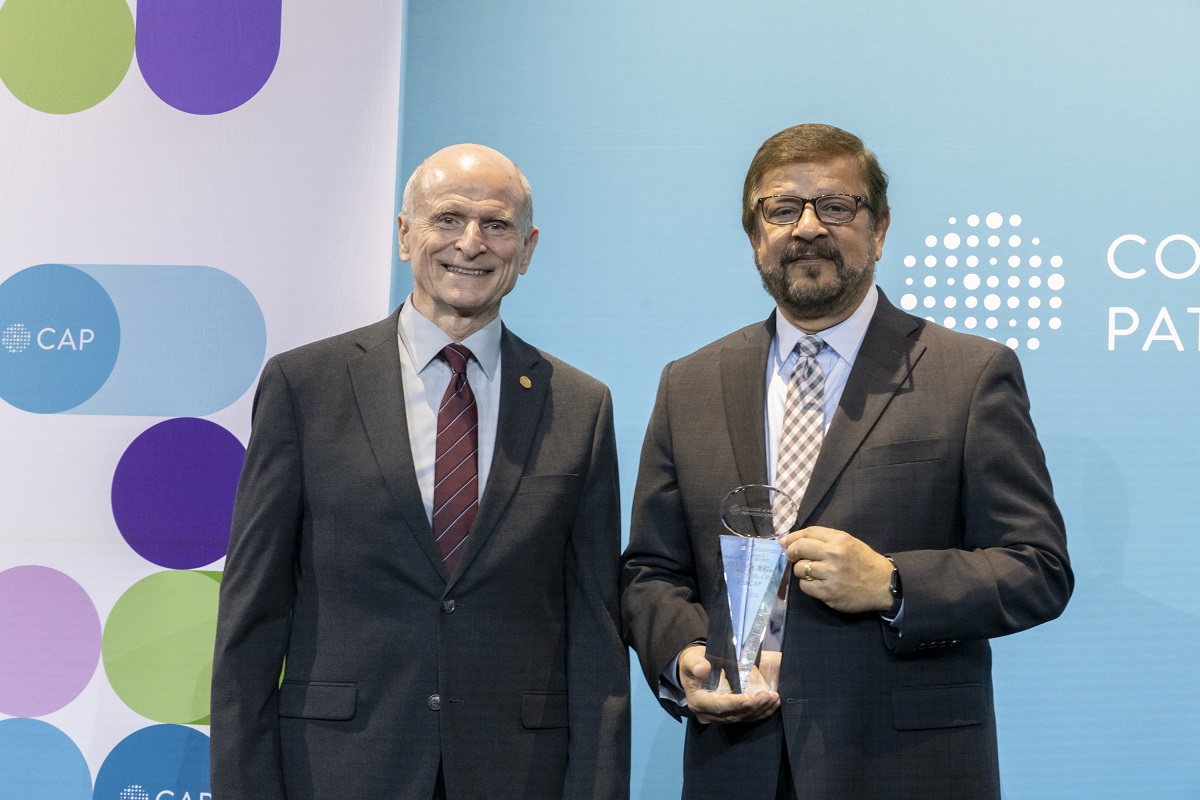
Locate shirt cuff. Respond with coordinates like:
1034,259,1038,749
658,641,706,707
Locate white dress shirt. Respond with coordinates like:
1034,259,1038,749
396,296,503,523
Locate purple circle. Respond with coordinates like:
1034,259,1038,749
111,418,245,569
0,566,102,717
136,0,281,115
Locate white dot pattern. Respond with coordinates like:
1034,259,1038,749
2,323,32,353
900,211,1065,350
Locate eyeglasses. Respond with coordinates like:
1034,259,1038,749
757,194,868,226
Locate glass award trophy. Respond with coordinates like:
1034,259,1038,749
703,484,797,694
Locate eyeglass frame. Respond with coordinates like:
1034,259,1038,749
756,193,871,226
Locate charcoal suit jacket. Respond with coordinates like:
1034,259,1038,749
211,308,630,800
621,289,1072,800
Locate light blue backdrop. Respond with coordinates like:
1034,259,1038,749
393,2,1200,797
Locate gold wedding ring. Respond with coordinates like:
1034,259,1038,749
804,561,813,581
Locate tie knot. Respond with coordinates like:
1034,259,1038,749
440,343,473,375
795,335,823,359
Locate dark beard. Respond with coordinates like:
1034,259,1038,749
755,238,875,321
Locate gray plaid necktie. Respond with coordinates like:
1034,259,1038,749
774,335,826,531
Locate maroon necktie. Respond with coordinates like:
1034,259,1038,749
433,343,478,574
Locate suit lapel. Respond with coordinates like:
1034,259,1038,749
448,327,549,584
721,317,775,487
797,291,927,523
347,310,447,579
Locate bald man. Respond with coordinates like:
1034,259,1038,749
211,145,630,800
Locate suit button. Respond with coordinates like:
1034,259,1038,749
428,694,441,711
441,599,456,613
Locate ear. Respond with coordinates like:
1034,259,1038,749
397,213,411,262
872,209,891,260
518,226,539,275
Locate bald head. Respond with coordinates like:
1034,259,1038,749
401,144,534,234
396,143,540,340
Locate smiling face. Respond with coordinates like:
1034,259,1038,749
398,144,538,340
750,155,890,332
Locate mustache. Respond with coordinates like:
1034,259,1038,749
781,241,842,263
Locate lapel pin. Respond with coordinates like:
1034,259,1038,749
519,375,532,389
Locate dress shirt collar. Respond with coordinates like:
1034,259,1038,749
397,294,503,379
773,283,879,368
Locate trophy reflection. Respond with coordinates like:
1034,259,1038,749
704,484,797,694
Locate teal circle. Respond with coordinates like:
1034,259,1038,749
0,264,120,413
93,724,209,800
0,718,91,799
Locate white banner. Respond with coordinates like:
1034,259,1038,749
0,1,403,794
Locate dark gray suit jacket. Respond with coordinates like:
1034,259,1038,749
621,290,1072,800
211,309,630,800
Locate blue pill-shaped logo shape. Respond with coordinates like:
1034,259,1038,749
0,264,265,415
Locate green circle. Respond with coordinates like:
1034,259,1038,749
102,571,221,724
0,0,134,114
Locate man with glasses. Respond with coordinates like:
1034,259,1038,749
621,124,1072,799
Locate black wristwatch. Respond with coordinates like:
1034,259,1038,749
886,556,903,615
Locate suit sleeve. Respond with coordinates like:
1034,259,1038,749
210,357,302,799
619,363,710,718
563,387,632,800
884,345,1073,653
